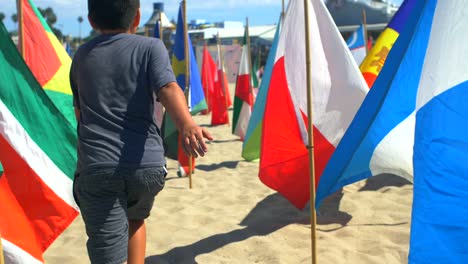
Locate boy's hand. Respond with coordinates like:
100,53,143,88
157,82,214,157
181,124,214,158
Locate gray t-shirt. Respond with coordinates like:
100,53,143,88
70,33,176,174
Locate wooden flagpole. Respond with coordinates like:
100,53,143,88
246,17,254,100
0,233,4,264
281,0,285,20
303,0,318,263
17,0,25,56
217,32,230,125
182,0,193,189
362,9,369,54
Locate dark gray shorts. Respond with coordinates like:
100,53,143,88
73,166,166,264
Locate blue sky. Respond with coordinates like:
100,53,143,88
1,0,403,37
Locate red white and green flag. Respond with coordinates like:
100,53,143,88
0,22,79,263
232,26,254,140
18,0,75,126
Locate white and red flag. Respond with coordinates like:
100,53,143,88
259,0,368,209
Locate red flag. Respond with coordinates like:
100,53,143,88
211,44,230,125
201,45,216,115
177,134,195,176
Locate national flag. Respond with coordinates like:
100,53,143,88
211,43,230,126
315,0,429,208
200,44,217,115
18,0,75,126
232,26,254,140
162,4,207,176
360,0,416,88
315,1,468,261
346,24,367,65
0,22,79,263
242,21,281,161
407,1,468,261
259,0,368,209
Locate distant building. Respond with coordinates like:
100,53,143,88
138,2,175,47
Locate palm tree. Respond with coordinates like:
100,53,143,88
11,14,18,23
78,16,83,44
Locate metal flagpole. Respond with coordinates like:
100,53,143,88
182,0,193,189
303,0,318,263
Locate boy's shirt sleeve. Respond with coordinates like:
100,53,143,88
70,60,80,109
148,39,177,96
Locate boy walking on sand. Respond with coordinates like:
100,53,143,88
70,0,213,263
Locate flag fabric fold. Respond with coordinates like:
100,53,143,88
316,2,468,260
359,0,416,88
232,27,254,140
259,0,368,209
315,0,429,208
200,44,216,115
19,0,75,126
211,44,230,126
0,22,79,264
409,1,468,262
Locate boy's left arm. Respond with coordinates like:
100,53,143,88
74,108,80,122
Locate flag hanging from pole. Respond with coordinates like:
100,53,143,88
18,0,75,126
314,1,468,261
410,1,468,259
232,25,254,140
0,22,79,264
315,0,428,208
242,20,281,161
211,42,230,126
359,0,416,88
162,3,206,176
200,44,216,115
259,0,368,209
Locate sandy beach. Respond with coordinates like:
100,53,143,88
43,84,413,264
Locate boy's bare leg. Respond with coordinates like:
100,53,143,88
128,219,146,264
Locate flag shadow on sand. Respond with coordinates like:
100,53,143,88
358,173,412,192
145,193,310,264
196,161,240,171
316,173,411,227
145,190,359,263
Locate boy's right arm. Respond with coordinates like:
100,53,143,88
157,82,213,158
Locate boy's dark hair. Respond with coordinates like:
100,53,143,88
88,0,140,30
